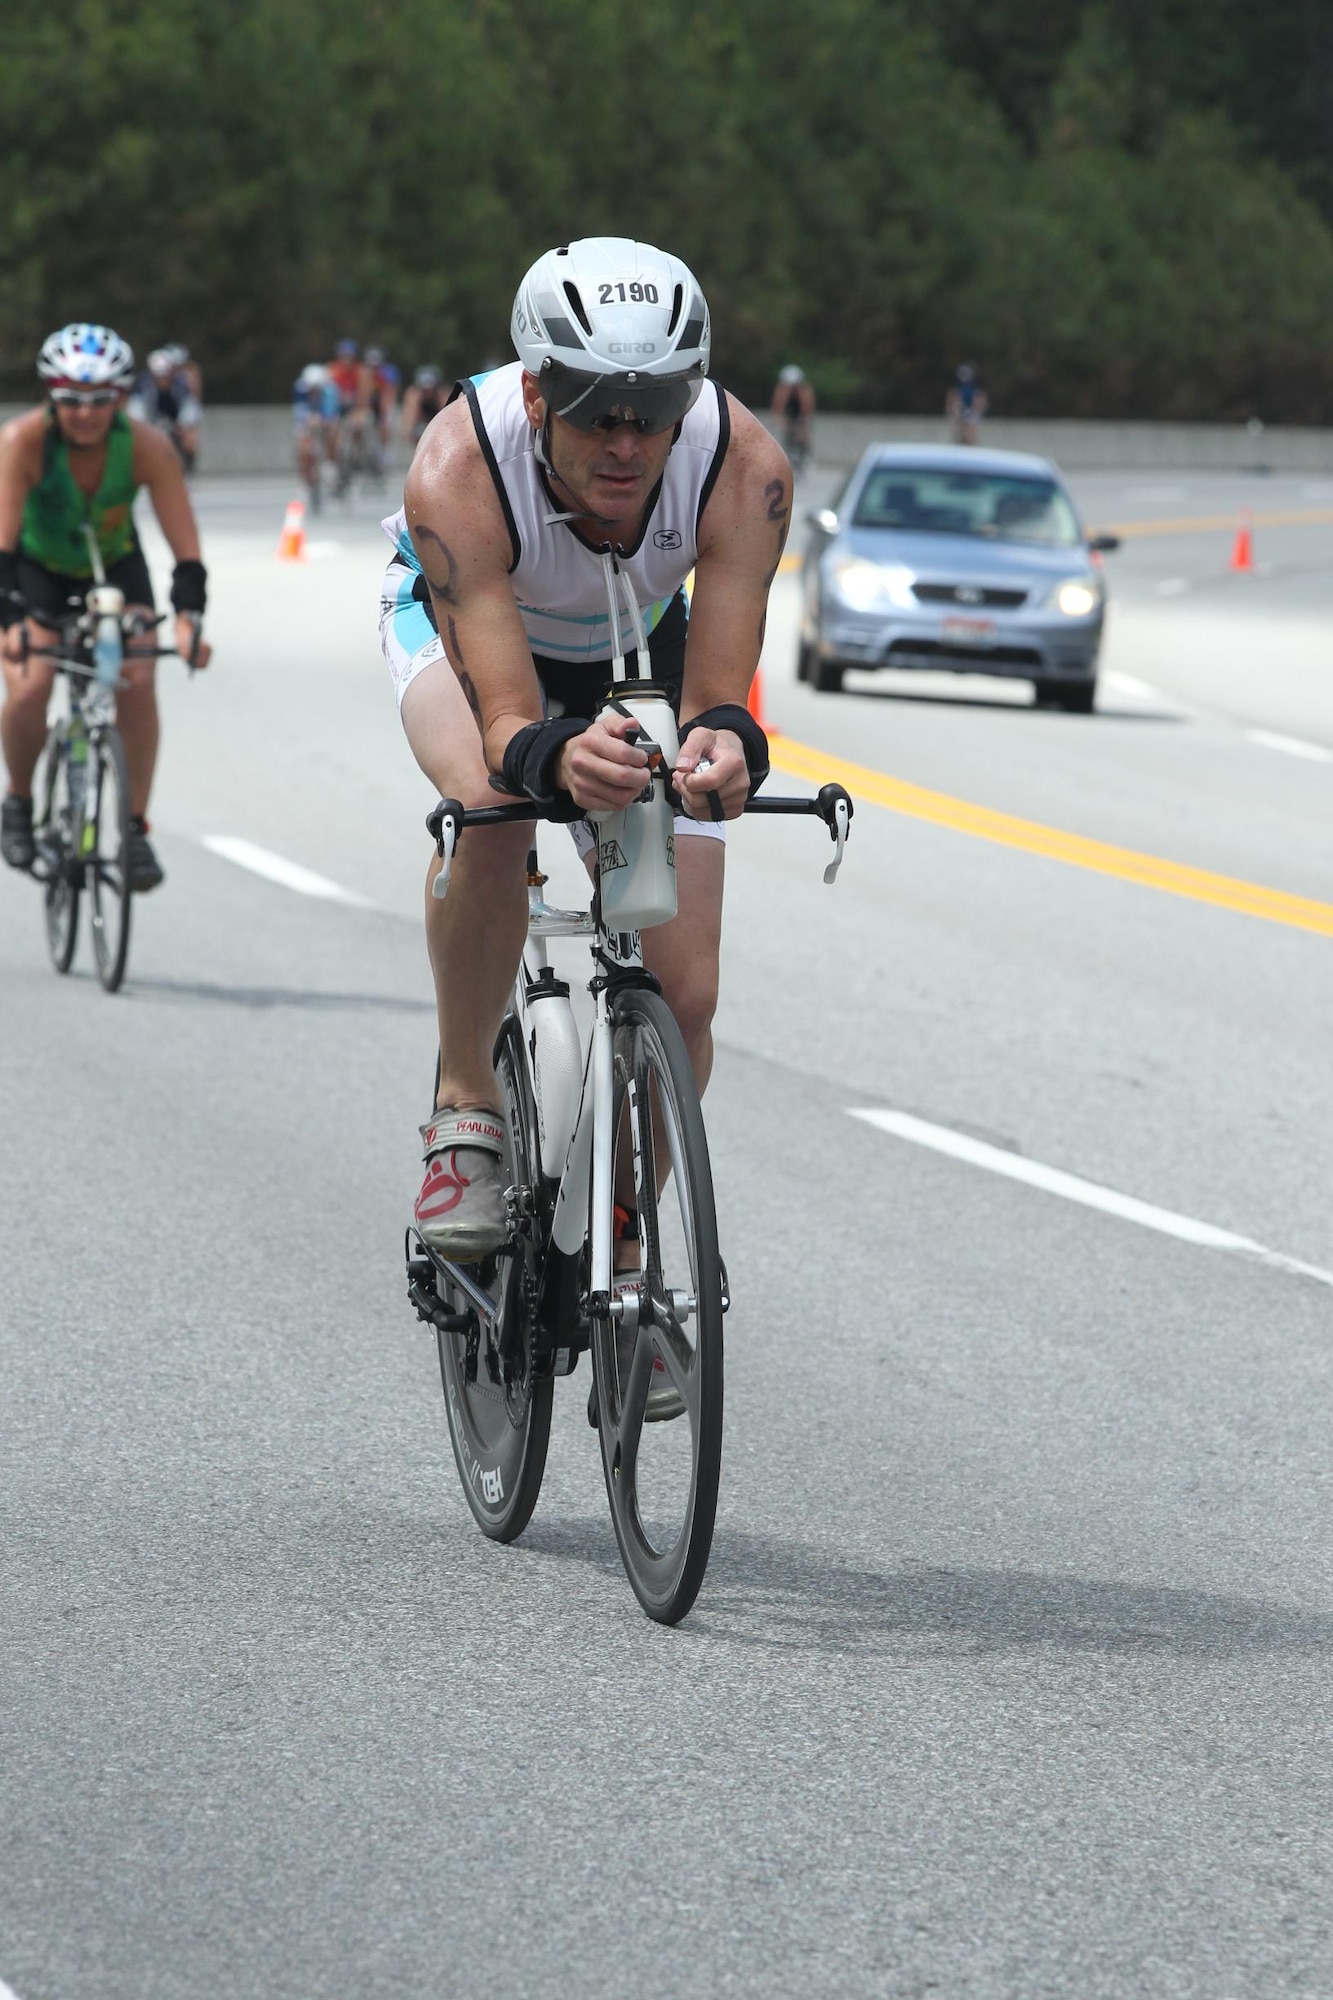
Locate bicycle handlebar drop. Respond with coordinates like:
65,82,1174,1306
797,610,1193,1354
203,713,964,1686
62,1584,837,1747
425,780,853,902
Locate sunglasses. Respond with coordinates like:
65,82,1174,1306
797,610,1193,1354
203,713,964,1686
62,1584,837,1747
51,388,121,407
539,361,703,436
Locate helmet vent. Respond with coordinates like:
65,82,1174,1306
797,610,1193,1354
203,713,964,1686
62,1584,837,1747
563,282,593,337
666,283,684,336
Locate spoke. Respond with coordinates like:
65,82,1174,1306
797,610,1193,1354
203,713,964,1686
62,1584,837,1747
612,1323,653,1487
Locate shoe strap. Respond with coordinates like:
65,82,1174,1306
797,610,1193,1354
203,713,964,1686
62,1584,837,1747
420,1107,505,1161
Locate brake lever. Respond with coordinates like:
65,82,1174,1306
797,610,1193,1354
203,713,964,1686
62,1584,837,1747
428,796,465,900
817,783,853,885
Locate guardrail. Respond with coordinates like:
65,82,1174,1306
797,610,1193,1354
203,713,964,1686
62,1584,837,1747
3,403,1331,476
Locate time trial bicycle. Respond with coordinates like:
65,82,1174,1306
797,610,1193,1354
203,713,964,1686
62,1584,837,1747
405,769,852,1624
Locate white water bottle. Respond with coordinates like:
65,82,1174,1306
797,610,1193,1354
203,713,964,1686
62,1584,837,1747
528,976,583,1176
88,585,125,688
591,689,680,932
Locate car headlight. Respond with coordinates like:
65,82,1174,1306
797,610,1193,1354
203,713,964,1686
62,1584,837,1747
833,558,916,611
1055,578,1100,617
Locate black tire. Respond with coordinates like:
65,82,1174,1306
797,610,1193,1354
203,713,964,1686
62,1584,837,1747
35,729,80,975
435,1017,554,1543
813,654,844,694
591,989,724,1624
1056,679,1097,714
89,726,133,993
795,638,813,684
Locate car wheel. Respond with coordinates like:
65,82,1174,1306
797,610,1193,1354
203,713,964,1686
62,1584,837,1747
1031,679,1055,707
1056,680,1097,714
812,655,844,694
796,638,813,683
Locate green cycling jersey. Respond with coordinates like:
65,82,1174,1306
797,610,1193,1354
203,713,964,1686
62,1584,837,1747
19,410,138,575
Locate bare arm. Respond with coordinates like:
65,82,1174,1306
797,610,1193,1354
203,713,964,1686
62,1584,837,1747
0,411,43,549
135,422,202,560
670,398,791,818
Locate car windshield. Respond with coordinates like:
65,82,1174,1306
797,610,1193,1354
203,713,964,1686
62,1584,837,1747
852,466,1082,548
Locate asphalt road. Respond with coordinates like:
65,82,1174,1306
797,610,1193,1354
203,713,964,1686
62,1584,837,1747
2,464,1330,2000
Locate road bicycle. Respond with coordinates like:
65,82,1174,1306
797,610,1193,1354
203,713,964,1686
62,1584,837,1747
20,539,198,992
405,760,852,1624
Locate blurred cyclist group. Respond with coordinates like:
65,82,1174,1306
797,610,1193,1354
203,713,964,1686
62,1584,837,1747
292,340,447,507
129,343,204,472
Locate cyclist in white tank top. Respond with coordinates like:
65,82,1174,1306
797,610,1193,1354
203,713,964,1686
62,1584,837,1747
380,237,792,1267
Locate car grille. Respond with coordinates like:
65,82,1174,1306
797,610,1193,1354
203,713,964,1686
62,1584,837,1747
887,638,1044,666
912,583,1029,609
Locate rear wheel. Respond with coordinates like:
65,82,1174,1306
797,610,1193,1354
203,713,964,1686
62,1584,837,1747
35,729,80,974
813,654,844,693
89,726,133,993
435,1015,554,1543
591,989,724,1624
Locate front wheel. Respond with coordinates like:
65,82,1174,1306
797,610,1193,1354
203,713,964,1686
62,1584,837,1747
89,726,133,992
435,1016,554,1543
592,989,724,1624
34,729,80,974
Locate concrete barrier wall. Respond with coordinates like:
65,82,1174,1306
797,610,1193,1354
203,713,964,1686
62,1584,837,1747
5,403,1333,476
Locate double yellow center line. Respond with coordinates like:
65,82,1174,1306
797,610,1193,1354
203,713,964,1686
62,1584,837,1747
769,737,1333,940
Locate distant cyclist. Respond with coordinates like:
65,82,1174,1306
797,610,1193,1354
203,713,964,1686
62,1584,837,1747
360,345,400,463
0,323,212,887
133,345,203,472
401,365,447,448
947,362,988,446
327,339,362,417
292,363,340,508
770,363,815,472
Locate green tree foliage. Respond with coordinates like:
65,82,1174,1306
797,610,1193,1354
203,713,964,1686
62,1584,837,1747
3,0,1332,417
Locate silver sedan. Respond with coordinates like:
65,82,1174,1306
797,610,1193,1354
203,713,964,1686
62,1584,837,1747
798,444,1119,711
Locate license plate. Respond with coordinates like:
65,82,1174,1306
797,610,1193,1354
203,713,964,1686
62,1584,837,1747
941,616,996,647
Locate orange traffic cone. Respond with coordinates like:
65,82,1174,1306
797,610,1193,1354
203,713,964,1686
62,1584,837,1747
747,667,780,736
277,499,307,562
1229,510,1254,573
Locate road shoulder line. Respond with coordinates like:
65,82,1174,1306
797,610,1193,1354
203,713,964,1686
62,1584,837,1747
202,836,375,909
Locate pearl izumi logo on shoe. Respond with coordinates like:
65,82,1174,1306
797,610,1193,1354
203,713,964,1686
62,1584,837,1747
653,529,682,550
599,838,627,872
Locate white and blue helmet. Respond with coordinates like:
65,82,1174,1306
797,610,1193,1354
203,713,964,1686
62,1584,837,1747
37,322,136,390
511,237,710,431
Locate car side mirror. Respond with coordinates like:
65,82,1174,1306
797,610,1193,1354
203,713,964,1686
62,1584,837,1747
1087,533,1121,554
808,508,839,535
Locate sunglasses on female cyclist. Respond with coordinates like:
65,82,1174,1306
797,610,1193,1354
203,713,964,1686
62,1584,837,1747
538,361,704,435
50,387,122,407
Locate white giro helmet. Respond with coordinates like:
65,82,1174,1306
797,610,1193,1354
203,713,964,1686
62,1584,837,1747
299,363,329,388
38,322,136,390
778,364,805,385
511,236,710,431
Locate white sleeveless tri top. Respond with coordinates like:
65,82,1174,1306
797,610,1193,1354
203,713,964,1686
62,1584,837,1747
383,361,730,664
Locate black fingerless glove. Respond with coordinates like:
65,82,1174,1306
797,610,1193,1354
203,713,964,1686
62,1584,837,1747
678,701,770,796
493,717,589,818
0,548,24,631
170,558,208,614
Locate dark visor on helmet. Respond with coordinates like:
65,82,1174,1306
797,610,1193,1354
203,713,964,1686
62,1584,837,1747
538,360,703,434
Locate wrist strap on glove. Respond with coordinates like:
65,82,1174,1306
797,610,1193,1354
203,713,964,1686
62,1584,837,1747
493,717,589,816
170,558,208,614
678,702,770,796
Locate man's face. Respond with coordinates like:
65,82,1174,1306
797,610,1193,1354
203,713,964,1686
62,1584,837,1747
52,393,122,451
521,372,674,530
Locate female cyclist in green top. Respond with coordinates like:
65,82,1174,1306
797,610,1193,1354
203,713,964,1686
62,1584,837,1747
0,322,213,888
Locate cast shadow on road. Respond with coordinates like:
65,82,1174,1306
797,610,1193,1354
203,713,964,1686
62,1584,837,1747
518,1517,1332,1661
130,977,434,1015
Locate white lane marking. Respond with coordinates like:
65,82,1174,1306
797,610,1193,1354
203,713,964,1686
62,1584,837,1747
304,540,342,559
202,836,375,909
1105,671,1169,702
1153,577,1190,596
849,1109,1333,1291
1248,730,1333,765
1,1979,27,1999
